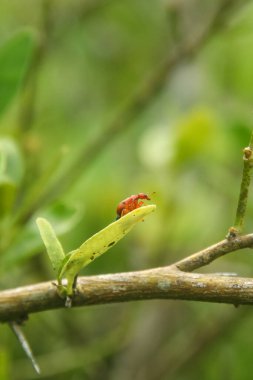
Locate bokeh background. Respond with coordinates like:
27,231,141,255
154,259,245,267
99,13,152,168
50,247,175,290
1,0,253,379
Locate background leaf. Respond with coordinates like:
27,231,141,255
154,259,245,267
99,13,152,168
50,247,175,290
0,138,24,215
0,30,35,116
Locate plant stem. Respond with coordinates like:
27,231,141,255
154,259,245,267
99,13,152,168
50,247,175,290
230,131,253,236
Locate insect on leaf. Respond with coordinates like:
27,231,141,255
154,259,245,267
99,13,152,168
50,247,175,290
58,204,156,296
36,217,65,275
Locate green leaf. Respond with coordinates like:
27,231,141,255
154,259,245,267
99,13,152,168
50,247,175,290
36,217,65,274
58,204,156,297
0,30,35,116
0,201,82,273
171,107,217,168
0,138,24,215
0,138,24,184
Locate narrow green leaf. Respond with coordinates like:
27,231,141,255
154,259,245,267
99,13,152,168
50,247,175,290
36,217,65,274
0,202,82,274
0,30,35,116
59,204,156,296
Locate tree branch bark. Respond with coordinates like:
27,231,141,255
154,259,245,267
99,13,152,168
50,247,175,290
1,232,253,323
173,233,253,272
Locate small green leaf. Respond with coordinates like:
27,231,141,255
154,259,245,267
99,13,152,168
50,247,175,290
0,30,35,116
58,204,156,297
0,201,82,273
36,217,65,274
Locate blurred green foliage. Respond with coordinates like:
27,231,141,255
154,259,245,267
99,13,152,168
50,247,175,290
0,31,34,116
1,0,253,379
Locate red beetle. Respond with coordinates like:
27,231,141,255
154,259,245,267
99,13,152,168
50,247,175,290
116,193,151,219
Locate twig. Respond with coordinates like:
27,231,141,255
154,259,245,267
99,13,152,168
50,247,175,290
172,233,253,272
228,131,253,236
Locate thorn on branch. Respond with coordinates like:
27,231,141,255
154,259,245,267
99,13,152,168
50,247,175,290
9,321,41,375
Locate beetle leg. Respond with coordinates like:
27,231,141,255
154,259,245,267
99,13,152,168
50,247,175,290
120,209,129,217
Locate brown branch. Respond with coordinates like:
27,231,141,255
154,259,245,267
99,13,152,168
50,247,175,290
1,270,253,323
1,232,253,322
172,233,253,272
